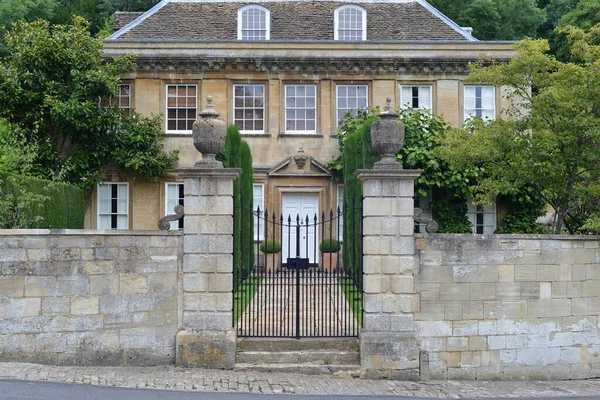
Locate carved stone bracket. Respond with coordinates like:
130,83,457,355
413,207,438,233
158,205,185,231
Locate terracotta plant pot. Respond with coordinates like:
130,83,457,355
321,252,338,273
262,252,280,273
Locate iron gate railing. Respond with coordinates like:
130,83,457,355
233,196,363,338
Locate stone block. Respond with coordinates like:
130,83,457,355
515,265,537,281
363,198,392,217
148,272,178,294
419,265,452,283
6,298,41,318
364,236,391,255
391,236,415,255
453,320,478,336
184,196,207,215
392,197,415,216
447,336,468,351
537,265,559,282
183,216,201,235
208,235,233,254
119,274,147,294
363,313,391,332
183,235,208,254
390,276,414,294
90,275,119,295
470,283,497,301
42,297,70,315
439,283,470,301
463,301,484,320
208,274,232,293
364,275,382,294
551,281,567,298
206,196,233,216
583,280,600,297
360,331,419,370
0,276,25,297
200,178,218,195
438,351,461,368
499,265,514,282
184,179,201,196
390,315,414,332
478,265,499,282
540,282,552,299
184,293,215,311
183,273,207,292
0,248,27,262
496,283,521,299
71,296,99,315
415,321,452,337
176,330,236,369
416,301,444,321
57,276,89,296
572,264,586,281
418,283,439,301
363,294,382,313
24,276,54,297
120,327,157,348
84,260,114,275
182,311,231,331
382,294,417,313
27,249,51,262
452,265,477,283
444,301,462,320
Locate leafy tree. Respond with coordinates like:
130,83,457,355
51,0,105,34
427,0,472,22
98,0,159,15
0,0,56,27
459,0,545,40
436,33,600,233
0,17,177,192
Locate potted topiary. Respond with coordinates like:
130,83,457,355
320,239,341,273
259,239,281,272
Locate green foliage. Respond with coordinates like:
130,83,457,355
259,240,281,253
495,190,550,234
98,0,159,15
217,125,254,277
0,173,84,229
438,34,600,233
430,200,473,233
319,239,341,253
0,18,177,191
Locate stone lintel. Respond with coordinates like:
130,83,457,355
177,167,242,180
356,169,421,182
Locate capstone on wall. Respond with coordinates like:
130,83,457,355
415,234,600,380
0,230,181,366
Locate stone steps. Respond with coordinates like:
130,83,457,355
235,338,360,375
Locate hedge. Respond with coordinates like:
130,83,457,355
0,173,85,229
342,116,379,289
217,126,254,279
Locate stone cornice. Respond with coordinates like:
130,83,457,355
103,40,514,73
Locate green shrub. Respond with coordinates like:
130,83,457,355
0,173,84,229
430,199,473,233
259,240,281,253
319,239,341,253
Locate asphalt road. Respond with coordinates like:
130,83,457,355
1,380,600,400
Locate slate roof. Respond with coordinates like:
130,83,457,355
113,12,145,31
109,0,474,42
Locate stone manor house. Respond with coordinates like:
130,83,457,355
98,0,514,233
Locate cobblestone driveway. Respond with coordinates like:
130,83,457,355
1,362,600,397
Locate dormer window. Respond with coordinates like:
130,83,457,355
238,5,270,40
334,5,366,41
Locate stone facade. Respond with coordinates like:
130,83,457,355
0,230,181,365
415,234,600,380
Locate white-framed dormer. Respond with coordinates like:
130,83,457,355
334,4,367,41
238,4,271,40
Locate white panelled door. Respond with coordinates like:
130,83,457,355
282,193,319,264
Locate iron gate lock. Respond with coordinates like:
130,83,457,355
287,257,309,269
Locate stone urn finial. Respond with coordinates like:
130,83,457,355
193,95,227,167
294,148,308,170
370,96,405,169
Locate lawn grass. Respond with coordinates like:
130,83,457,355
233,277,262,323
338,277,363,327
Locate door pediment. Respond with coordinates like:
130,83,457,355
267,149,331,178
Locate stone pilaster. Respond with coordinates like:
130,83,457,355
356,168,421,380
175,167,241,369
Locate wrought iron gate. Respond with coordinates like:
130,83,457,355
233,196,363,338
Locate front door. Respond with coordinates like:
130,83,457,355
282,193,319,264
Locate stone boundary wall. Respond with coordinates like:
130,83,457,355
415,234,600,380
0,230,182,366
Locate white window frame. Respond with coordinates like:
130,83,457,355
467,198,496,234
336,184,344,240
464,85,496,121
165,182,184,230
233,84,265,134
238,5,271,40
253,183,265,240
165,84,197,134
334,5,367,41
116,83,132,110
400,85,433,112
284,84,317,134
97,182,129,230
336,84,369,127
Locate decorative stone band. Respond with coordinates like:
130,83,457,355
158,204,185,231
413,207,438,233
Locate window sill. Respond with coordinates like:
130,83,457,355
164,132,193,137
240,133,271,137
278,133,324,138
